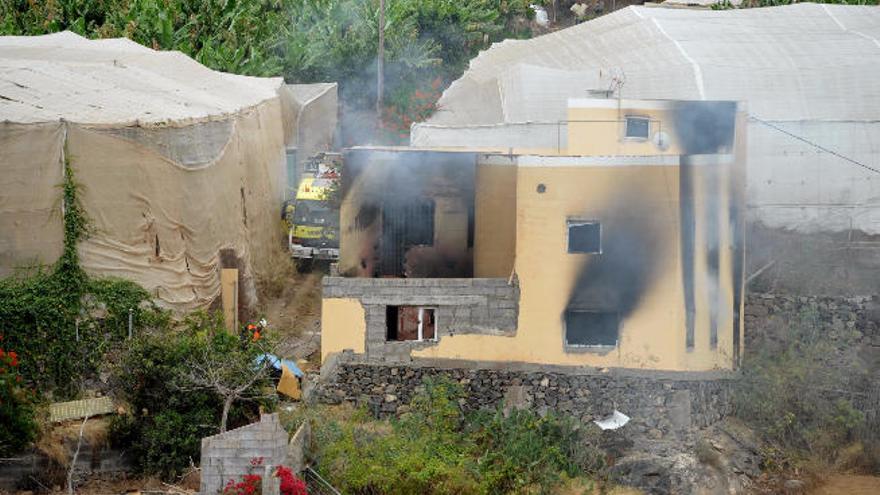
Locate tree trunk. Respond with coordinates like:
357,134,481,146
220,395,234,433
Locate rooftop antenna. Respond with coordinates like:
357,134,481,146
607,69,626,121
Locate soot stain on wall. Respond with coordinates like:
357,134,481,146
565,191,669,338
674,101,738,351
343,150,477,278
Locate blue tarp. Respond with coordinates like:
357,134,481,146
255,353,304,377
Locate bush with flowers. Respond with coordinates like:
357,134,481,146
221,458,308,495
0,334,38,455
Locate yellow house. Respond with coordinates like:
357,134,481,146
322,98,746,372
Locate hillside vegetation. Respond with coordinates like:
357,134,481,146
0,0,534,142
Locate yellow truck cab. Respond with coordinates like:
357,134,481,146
287,176,339,260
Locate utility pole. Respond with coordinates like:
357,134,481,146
377,0,385,123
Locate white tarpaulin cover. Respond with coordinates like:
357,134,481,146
413,4,880,234
0,32,292,311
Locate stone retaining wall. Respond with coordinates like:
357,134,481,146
311,357,733,441
744,292,880,349
0,442,130,491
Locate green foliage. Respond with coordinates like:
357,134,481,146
734,307,871,471
0,0,535,143
109,311,275,477
468,408,604,493
0,0,287,76
0,336,38,456
0,157,166,398
298,377,601,494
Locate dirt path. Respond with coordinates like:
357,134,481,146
260,268,324,363
810,475,880,494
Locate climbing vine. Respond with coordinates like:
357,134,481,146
0,149,167,399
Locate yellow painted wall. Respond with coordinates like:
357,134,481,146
566,100,682,157
473,163,517,278
409,157,739,371
325,101,745,372
321,298,366,361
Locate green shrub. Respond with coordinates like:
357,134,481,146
734,307,870,472
109,312,275,478
0,155,167,399
302,377,601,495
468,408,604,494
0,336,38,455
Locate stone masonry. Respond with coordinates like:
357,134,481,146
200,414,289,495
311,355,732,441
744,292,880,349
323,277,519,360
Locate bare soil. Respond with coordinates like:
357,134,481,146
810,474,880,494
259,266,324,368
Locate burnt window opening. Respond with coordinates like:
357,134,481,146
624,116,650,140
565,310,619,347
568,220,601,254
379,199,436,276
355,203,380,230
386,306,436,342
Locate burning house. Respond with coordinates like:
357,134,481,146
321,98,746,372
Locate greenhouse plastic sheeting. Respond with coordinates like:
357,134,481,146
414,4,880,234
0,32,293,311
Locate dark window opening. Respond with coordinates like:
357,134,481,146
386,306,436,341
625,116,650,140
379,199,435,276
568,221,601,254
565,311,619,347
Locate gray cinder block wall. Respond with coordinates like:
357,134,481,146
200,414,289,495
323,277,519,361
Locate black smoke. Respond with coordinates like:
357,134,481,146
342,149,477,277
673,101,737,155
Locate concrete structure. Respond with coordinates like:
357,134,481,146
322,98,746,372
200,414,289,495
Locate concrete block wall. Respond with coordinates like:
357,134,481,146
323,277,519,360
200,414,289,495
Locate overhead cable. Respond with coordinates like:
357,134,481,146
749,115,880,176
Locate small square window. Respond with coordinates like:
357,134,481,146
386,306,436,341
565,311,619,347
568,221,601,254
624,116,650,140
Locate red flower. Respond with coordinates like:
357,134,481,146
275,466,308,495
